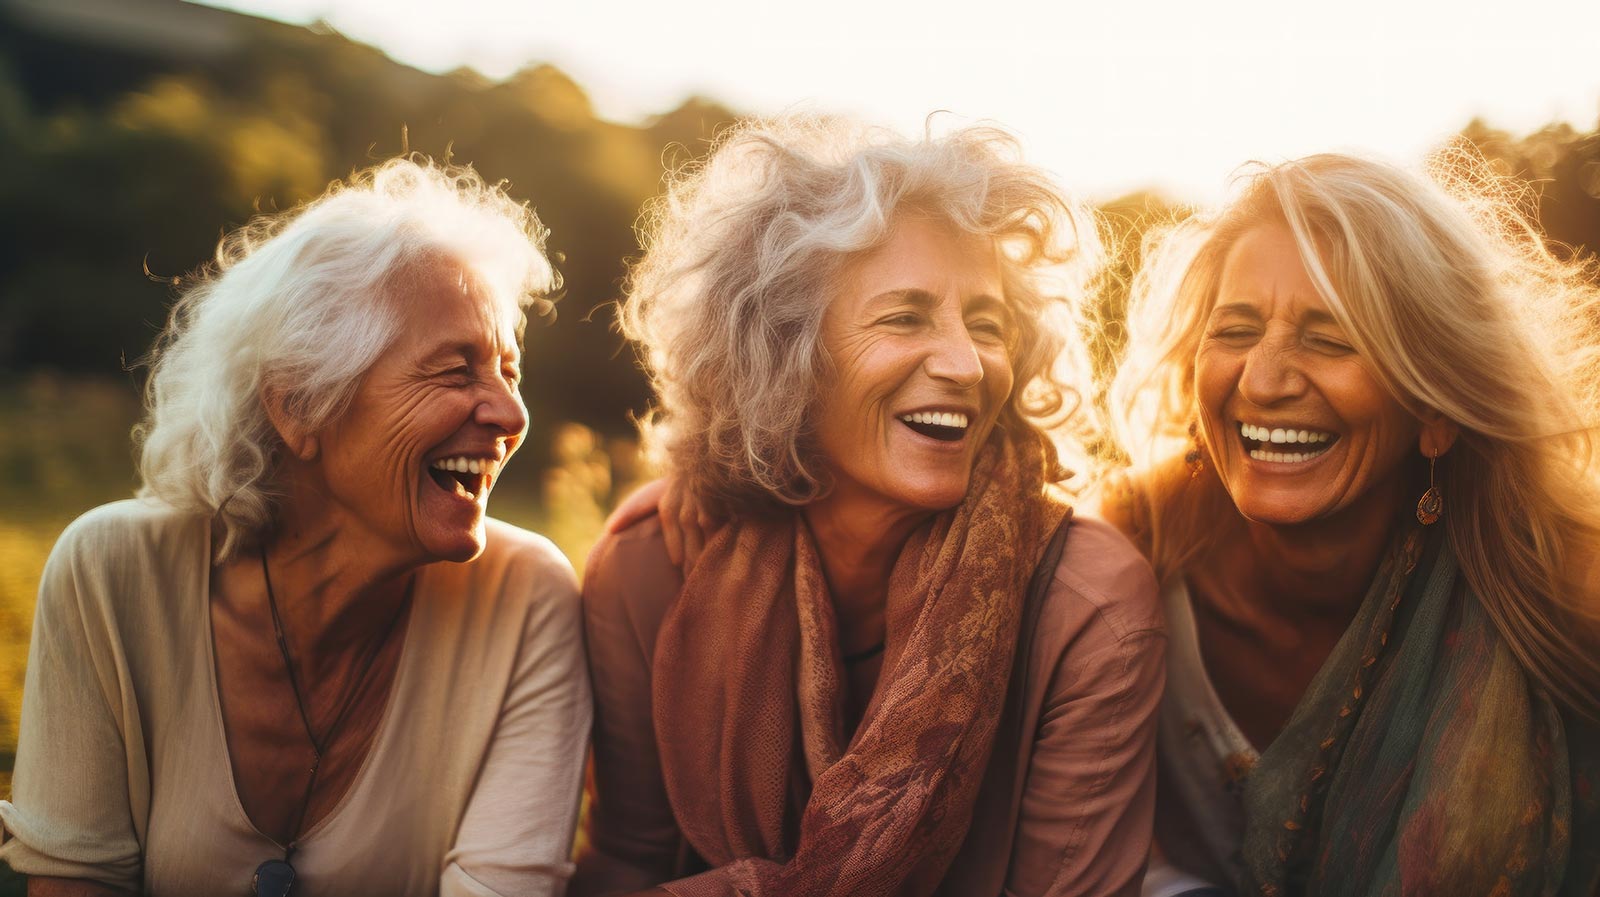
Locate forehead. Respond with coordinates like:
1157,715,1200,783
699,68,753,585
392,261,520,349
1213,223,1334,320
837,216,1004,308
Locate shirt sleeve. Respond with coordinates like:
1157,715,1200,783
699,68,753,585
0,513,145,891
443,541,593,897
1005,533,1167,897
569,520,689,897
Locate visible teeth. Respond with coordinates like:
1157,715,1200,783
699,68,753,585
430,456,494,477
1238,422,1334,445
901,411,969,428
1248,446,1329,463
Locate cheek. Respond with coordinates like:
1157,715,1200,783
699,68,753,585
1193,348,1229,404
985,347,1014,395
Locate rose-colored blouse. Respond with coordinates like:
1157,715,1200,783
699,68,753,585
573,513,1167,897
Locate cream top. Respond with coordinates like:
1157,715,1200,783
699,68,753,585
0,499,590,897
1145,577,1256,894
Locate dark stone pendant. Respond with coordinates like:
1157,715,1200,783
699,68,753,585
253,859,296,897
1415,485,1442,525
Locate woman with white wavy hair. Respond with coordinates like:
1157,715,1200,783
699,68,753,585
575,115,1165,897
0,159,591,896
1103,152,1600,897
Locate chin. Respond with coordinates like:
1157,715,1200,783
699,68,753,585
424,521,489,564
890,477,971,512
1231,494,1324,528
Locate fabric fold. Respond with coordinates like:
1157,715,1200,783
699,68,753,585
651,432,1069,897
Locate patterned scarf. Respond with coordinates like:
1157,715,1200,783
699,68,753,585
1240,523,1600,897
651,433,1069,897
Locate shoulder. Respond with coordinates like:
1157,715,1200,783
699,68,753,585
479,518,578,589
581,513,682,649
41,498,207,602
33,500,207,655
462,519,581,617
50,498,205,562
1041,515,1164,645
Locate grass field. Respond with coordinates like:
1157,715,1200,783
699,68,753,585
0,374,633,887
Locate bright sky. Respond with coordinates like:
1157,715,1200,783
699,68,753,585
199,0,1600,203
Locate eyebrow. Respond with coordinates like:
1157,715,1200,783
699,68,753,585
1210,302,1342,327
422,343,476,364
866,288,1011,316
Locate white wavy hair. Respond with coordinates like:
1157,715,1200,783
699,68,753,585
623,114,1103,513
136,158,557,560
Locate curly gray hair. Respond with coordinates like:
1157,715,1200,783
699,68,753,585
136,157,557,560
622,114,1102,513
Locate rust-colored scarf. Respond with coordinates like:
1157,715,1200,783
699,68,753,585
651,434,1069,897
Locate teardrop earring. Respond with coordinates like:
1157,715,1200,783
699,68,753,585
1416,450,1443,525
1185,420,1206,479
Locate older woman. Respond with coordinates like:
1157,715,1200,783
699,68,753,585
572,117,1165,897
0,160,590,896
1104,153,1600,896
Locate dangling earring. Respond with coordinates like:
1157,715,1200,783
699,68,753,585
1416,450,1443,525
1185,420,1206,479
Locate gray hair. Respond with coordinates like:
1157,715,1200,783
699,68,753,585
622,114,1102,513
136,157,557,560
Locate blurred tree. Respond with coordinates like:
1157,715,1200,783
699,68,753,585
1460,117,1600,261
0,0,739,452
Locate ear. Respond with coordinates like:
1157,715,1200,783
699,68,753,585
1418,409,1459,459
262,388,319,461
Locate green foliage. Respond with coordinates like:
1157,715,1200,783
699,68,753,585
0,4,740,445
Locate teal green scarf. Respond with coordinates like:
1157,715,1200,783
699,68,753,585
1241,525,1600,897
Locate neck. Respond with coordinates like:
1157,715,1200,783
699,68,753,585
802,484,929,649
1212,475,1409,626
255,473,419,671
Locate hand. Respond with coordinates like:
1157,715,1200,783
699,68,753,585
605,479,668,534
604,477,720,571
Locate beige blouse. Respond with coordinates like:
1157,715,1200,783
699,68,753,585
0,499,590,897
573,513,1168,897
1147,578,1254,894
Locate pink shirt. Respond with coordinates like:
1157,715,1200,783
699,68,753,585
573,513,1166,897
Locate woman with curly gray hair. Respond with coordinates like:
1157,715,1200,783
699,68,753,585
574,116,1165,897
0,159,590,896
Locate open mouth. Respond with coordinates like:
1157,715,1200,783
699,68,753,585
427,456,496,500
899,410,970,443
1237,421,1338,464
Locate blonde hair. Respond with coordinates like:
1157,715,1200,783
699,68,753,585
623,114,1102,513
136,157,557,560
1108,149,1600,717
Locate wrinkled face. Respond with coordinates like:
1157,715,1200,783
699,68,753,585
317,261,528,563
814,216,1015,515
1195,223,1421,526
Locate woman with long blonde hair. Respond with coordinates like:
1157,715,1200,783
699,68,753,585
1105,150,1600,896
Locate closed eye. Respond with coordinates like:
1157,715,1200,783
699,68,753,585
876,312,922,327
1305,334,1353,354
1211,326,1260,344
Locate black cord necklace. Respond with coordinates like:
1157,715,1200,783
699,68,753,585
251,546,413,897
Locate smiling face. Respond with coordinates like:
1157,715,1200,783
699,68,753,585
313,260,528,564
1195,222,1426,527
813,215,1015,517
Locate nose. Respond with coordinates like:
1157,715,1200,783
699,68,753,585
922,318,984,389
475,375,529,442
1238,326,1307,406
